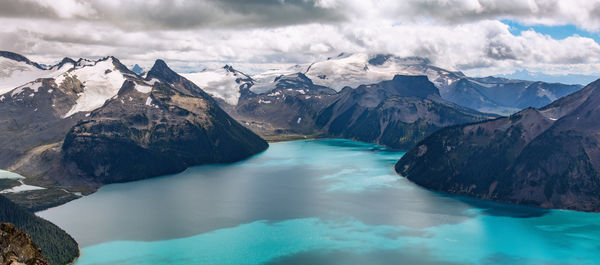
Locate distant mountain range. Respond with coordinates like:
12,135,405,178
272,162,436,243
183,53,582,115
226,70,492,149
396,78,600,211
495,69,598,86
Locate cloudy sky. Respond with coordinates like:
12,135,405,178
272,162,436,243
2,0,600,84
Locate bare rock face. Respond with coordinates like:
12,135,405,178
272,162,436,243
0,223,49,265
396,79,600,211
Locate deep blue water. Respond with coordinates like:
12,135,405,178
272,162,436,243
38,140,600,265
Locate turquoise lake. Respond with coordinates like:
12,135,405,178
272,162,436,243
38,139,600,265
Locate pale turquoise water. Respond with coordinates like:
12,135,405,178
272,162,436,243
38,140,600,265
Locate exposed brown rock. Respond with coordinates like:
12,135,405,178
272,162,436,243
0,223,49,265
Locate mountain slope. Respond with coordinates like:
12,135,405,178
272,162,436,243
228,71,494,148
449,77,581,114
233,73,338,138
61,60,269,183
0,56,136,170
0,195,78,265
315,75,493,149
0,56,142,193
395,79,600,211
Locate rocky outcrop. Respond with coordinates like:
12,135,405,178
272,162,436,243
0,223,49,265
0,195,78,265
396,79,600,211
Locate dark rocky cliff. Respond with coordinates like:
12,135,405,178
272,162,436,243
396,79,600,211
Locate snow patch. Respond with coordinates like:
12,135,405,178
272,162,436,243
258,99,271,104
10,81,43,96
0,180,45,194
267,91,281,97
0,170,24,180
0,57,72,95
182,67,249,105
135,83,152,93
63,59,126,117
251,65,306,94
145,97,152,106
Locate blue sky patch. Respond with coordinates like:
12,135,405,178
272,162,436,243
502,19,600,44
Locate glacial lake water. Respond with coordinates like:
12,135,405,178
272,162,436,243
38,139,600,265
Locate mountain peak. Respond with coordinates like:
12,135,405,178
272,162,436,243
147,59,180,83
386,74,440,98
0,50,45,69
131,64,144,75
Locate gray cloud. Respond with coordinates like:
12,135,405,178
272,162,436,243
0,0,345,30
0,1,58,19
486,42,517,60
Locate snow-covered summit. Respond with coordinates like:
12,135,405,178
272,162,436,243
56,57,132,117
0,51,74,95
181,53,463,105
304,53,463,91
182,65,253,105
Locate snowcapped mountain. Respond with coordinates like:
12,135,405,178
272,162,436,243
62,59,268,184
56,57,135,117
0,52,267,210
1,52,138,119
0,51,74,95
181,53,581,115
304,53,464,92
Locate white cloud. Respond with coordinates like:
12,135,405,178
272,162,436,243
1,0,599,80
